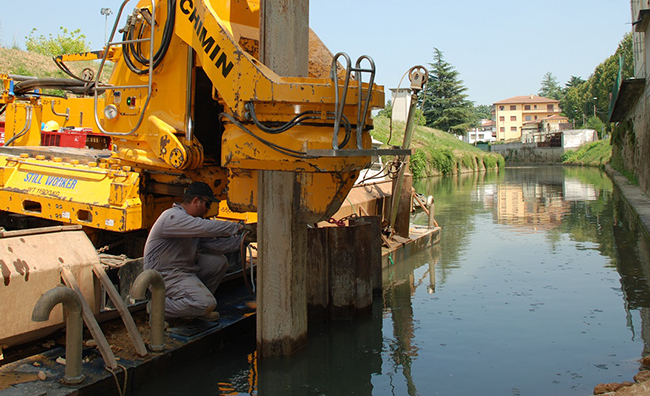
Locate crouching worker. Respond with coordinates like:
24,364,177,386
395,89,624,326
143,182,256,322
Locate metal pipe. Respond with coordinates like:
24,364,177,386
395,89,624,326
32,286,85,385
185,46,195,143
389,91,419,230
131,269,166,352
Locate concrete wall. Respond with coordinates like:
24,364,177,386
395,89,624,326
563,129,598,149
490,142,566,163
614,90,650,197
613,0,650,198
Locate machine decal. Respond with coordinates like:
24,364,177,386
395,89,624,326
23,173,78,189
179,0,234,78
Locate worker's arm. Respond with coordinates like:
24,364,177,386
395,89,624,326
160,207,239,238
199,235,242,255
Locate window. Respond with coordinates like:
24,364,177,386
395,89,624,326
534,116,538,120
534,105,537,109
510,105,516,110
525,116,531,121
524,105,531,110
499,106,505,111
510,116,516,121
500,127,505,132
510,126,517,132
499,116,505,121
547,104,554,111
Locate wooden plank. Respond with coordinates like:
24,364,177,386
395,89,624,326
61,266,119,369
92,263,148,357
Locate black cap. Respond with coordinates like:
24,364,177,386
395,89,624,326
185,182,218,202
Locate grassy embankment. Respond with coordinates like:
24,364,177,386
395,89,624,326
561,139,612,167
370,115,505,179
0,47,112,88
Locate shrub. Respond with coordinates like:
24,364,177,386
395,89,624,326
26,27,89,56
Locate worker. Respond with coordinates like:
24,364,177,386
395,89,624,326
143,181,256,321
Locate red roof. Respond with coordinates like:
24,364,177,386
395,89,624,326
494,95,560,105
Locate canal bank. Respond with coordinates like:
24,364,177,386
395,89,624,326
590,165,650,396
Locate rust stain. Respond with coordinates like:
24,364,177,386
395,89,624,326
13,259,29,281
1,260,10,286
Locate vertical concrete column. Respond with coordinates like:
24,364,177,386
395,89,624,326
257,0,309,357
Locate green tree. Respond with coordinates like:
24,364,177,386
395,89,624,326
538,72,563,100
473,104,492,120
561,80,589,126
25,27,89,56
564,76,586,91
560,33,632,128
376,100,393,118
422,48,474,135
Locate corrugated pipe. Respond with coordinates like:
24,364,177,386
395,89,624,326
32,286,85,385
131,269,166,352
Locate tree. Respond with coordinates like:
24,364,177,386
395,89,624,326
560,32,632,128
376,100,393,118
565,76,586,91
422,48,474,134
25,27,89,56
473,104,492,121
538,72,563,100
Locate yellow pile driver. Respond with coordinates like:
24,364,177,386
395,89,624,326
0,0,408,255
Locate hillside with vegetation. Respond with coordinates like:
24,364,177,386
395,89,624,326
0,47,112,81
370,115,505,179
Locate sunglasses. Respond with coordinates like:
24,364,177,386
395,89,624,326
200,197,212,209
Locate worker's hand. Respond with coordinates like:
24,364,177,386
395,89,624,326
242,223,257,244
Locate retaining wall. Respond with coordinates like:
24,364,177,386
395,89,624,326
490,142,566,164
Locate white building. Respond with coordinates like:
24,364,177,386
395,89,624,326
462,119,496,144
389,88,412,122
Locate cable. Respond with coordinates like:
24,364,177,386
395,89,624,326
122,0,175,75
246,102,353,148
220,112,318,159
13,78,107,96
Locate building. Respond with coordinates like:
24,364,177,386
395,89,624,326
463,119,496,144
493,95,562,141
608,0,650,197
389,88,412,122
521,115,572,143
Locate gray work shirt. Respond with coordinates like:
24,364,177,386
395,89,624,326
143,203,241,274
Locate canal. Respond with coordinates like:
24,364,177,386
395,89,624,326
136,166,650,395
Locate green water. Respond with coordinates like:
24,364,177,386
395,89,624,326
137,166,650,395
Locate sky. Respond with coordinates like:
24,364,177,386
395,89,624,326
0,0,632,106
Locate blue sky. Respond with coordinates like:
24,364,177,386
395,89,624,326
0,1,631,106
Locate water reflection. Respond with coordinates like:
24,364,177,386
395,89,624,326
136,167,650,395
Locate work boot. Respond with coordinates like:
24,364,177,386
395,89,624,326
197,311,220,322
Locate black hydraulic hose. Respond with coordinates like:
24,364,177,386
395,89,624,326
13,78,106,96
123,0,175,75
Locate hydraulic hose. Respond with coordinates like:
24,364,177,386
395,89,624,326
13,78,106,96
123,0,176,75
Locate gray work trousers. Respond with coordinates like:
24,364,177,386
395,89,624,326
162,253,228,319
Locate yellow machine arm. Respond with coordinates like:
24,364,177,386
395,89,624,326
0,0,408,237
